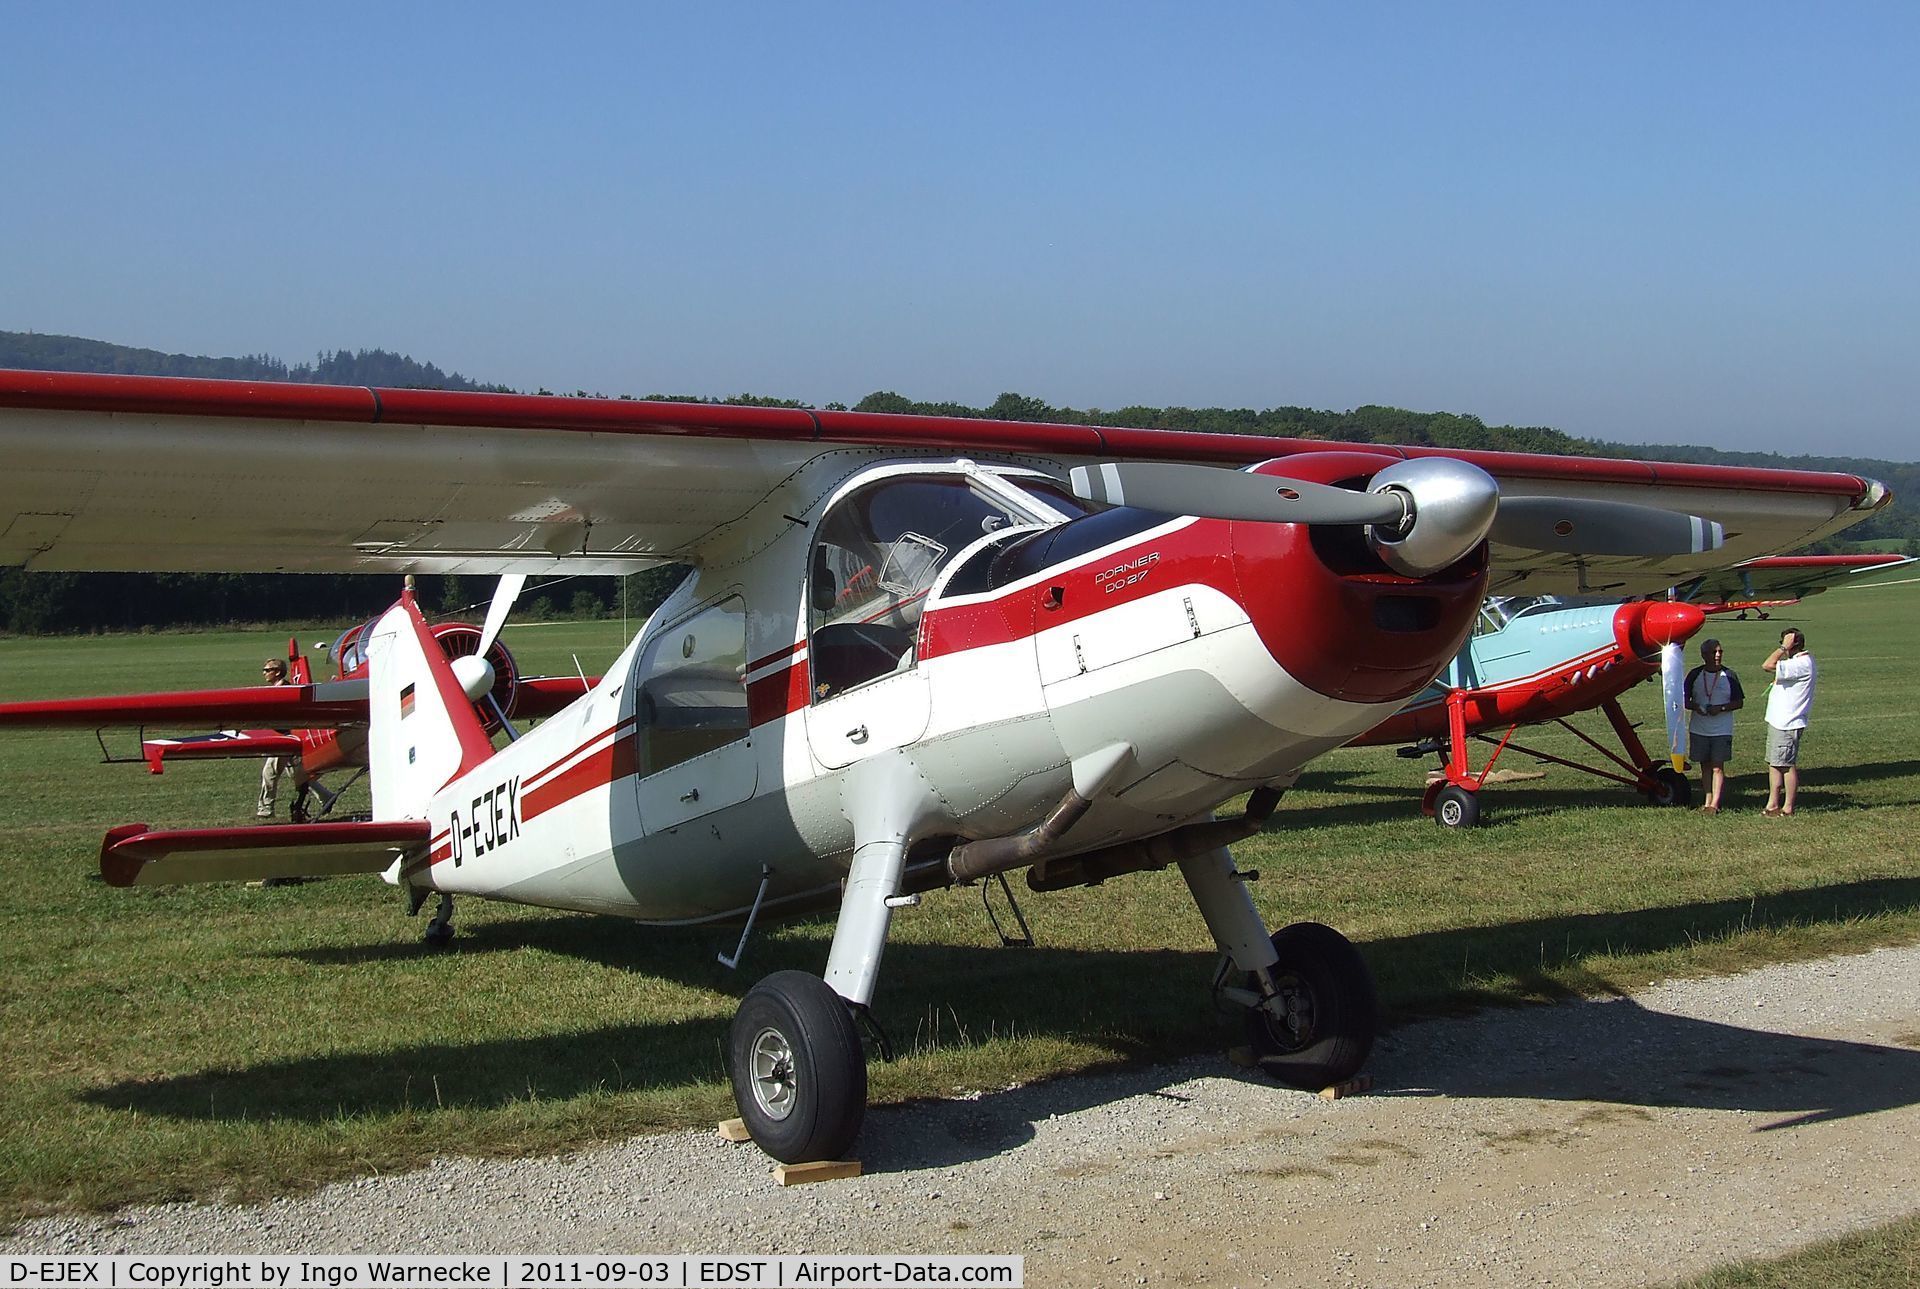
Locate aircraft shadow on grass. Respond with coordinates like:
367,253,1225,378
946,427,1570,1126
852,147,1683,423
85,877,1920,1173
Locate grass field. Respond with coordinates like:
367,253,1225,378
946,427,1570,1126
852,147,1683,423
1,579,1917,1227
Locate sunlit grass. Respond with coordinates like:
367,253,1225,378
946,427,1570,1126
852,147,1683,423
0,583,1916,1221
1675,1209,1920,1287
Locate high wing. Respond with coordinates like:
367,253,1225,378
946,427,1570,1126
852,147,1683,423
1678,553,1916,605
0,370,1890,593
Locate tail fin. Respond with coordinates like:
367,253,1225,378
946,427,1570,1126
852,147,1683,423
365,592,496,820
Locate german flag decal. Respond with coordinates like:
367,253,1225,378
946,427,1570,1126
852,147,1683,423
399,683,416,719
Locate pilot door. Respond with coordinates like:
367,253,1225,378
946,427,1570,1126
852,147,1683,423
629,595,758,833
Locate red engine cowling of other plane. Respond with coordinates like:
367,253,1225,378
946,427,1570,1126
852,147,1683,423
1229,452,1489,705
332,617,521,733
1613,600,1707,659
428,622,521,732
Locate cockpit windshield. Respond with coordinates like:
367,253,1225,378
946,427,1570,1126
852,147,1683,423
808,469,1074,699
1475,596,1564,635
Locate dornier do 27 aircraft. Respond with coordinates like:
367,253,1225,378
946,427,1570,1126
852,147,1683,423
0,369,1890,1164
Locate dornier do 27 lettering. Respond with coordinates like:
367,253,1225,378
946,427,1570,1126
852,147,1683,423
1095,551,1159,593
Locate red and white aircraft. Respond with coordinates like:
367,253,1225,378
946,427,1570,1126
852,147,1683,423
1682,551,1915,616
0,601,592,817
0,369,1890,1164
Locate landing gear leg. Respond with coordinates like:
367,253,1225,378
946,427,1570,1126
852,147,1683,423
423,893,455,948
726,752,933,1163
1182,846,1375,1089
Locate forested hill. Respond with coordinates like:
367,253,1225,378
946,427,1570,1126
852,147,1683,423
0,334,1911,633
0,331,507,393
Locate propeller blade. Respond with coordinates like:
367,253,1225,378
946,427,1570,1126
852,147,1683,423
1661,638,1689,768
1068,463,1405,526
476,573,526,659
1490,497,1725,557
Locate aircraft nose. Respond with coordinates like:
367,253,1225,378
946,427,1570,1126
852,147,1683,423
1615,600,1707,656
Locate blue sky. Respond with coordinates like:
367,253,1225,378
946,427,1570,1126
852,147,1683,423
2,3,1914,459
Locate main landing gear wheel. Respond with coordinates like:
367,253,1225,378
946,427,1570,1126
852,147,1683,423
728,970,867,1164
1643,766,1691,808
1244,922,1377,1090
1432,784,1481,829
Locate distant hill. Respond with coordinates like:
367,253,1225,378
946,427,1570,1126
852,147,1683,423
0,333,1910,633
0,331,507,393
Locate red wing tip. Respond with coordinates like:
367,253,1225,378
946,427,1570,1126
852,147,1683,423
100,823,153,887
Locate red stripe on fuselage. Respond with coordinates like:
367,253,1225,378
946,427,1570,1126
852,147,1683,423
523,715,637,792
521,729,640,822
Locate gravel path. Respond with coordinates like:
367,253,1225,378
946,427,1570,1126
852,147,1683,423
10,944,1920,1287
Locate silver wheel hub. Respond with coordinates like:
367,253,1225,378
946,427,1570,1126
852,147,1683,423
749,1026,798,1121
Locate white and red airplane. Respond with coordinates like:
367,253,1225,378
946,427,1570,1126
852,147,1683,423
0,603,592,818
0,369,1890,1164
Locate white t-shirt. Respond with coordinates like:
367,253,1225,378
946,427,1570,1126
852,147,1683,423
1765,653,1816,730
1689,669,1737,738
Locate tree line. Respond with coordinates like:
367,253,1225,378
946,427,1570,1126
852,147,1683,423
1,331,1910,635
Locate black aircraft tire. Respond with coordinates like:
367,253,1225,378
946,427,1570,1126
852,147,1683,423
1433,784,1481,828
728,971,867,1164
1244,922,1377,1091
1644,767,1692,808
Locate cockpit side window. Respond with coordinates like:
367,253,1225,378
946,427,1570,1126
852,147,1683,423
635,596,749,775
809,475,1028,700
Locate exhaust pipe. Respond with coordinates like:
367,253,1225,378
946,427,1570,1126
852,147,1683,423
944,742,1135,885
947,786,1095,885
1026,786,1283,893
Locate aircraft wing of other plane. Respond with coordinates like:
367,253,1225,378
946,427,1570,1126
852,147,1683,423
0,370,1891,597
0,681,372,729
0,667,591,775
0,675,589,728
137,730,304,772
1679,552,1916,605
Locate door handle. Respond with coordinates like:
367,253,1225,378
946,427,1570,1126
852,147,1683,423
680,788,700,803
847,725,869,743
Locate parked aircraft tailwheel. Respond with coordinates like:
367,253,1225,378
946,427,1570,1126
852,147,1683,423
1433,784,1481,828
1643,767,1691,808
728,970,867,1164
1244,922,1377,1090
422,894,455,948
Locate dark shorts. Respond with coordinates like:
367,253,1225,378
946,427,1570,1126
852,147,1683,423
1690,733,1733,764
1766,724,1804,767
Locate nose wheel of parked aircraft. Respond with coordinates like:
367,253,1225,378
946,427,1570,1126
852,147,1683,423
728,971,867,1164
1243,922,1377,1090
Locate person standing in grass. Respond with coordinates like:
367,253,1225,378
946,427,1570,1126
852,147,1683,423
1762,628,1817,817
256,656,306,819
1684,638,1742,814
